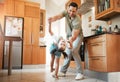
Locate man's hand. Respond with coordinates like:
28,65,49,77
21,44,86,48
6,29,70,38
66,40,72,49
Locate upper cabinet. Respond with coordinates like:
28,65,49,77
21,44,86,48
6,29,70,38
14,0,25,17
4,0,15,16
4,0,24,17
94,0,120,20
24,2,40,18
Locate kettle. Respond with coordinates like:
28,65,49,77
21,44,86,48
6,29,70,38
114,25,119,33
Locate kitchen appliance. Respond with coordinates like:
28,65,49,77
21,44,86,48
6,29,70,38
3,16,24,69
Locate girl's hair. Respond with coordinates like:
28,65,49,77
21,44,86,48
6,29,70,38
57,36,63,43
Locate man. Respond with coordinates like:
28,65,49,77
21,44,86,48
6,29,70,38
48,2,84,80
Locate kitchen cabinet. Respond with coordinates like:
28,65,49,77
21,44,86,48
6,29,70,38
14,0,24,17
40,9,46,37
94,0,120,20
4,0,24,17
37,47,46,64
23,17,40,64
24,2,40,18
86,34,120,72
4,0,45,65
4,0,15,16
23,17,40,46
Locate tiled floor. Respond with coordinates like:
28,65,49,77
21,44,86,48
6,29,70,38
0,65,106,82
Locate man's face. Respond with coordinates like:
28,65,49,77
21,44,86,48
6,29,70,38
67,6,77,18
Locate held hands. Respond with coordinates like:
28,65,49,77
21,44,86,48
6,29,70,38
66,40,72,49
48,17,53,23
66,37,73,49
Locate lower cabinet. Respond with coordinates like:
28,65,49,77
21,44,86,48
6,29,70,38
89,57,107,72
37,47,46,64
23,46,46,64
86,34,120,72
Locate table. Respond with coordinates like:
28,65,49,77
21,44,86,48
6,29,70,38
4,36,22,75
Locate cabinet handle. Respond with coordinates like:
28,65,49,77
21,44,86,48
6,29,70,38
31,34,34,45
92,58,100,60
91,43,99,46
4,45,7,55
32,34,34,44
31,33,32,45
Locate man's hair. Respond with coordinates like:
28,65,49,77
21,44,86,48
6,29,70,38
69,2,78,9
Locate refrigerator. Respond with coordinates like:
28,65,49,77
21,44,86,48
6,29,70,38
3,16,24,69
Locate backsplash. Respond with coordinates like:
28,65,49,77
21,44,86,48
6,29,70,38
82,7,120,37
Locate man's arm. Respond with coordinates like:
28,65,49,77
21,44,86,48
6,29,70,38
48,13,63,22
69,29,80,44
72,29,80,42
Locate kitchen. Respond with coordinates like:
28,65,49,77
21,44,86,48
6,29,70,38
0,0,120,82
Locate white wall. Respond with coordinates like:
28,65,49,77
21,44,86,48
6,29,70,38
82,7,107,37
82,7,120,37
45,0,68,66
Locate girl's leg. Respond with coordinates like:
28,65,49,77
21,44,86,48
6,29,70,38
50,54,55,72
54,57,60,78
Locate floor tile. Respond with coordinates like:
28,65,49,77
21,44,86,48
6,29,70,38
0,65,106,82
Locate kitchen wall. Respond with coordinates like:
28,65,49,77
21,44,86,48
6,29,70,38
82,7,107,37
82,7,120,37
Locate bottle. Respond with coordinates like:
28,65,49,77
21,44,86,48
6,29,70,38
114,25,119,32
108,25,112,33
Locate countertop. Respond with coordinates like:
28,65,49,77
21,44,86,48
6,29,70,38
40,45,46,47
84,32,120,39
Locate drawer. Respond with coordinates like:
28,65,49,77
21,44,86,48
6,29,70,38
87,35,106,44
87,42,106,56
89,57,107,72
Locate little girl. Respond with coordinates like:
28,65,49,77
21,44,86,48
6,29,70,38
48,22,67,79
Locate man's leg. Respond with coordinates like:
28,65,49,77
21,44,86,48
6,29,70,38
72,36,83,73
72,36,84,80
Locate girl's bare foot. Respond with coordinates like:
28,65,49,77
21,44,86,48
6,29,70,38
50,68,55,72
52,74,59,79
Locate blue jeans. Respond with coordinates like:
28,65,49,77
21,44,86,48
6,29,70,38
49,44,61,58
60,36,83,74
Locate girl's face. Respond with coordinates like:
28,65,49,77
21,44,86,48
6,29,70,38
58,39,66,51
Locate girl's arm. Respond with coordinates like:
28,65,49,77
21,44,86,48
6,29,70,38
48,22,54,36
